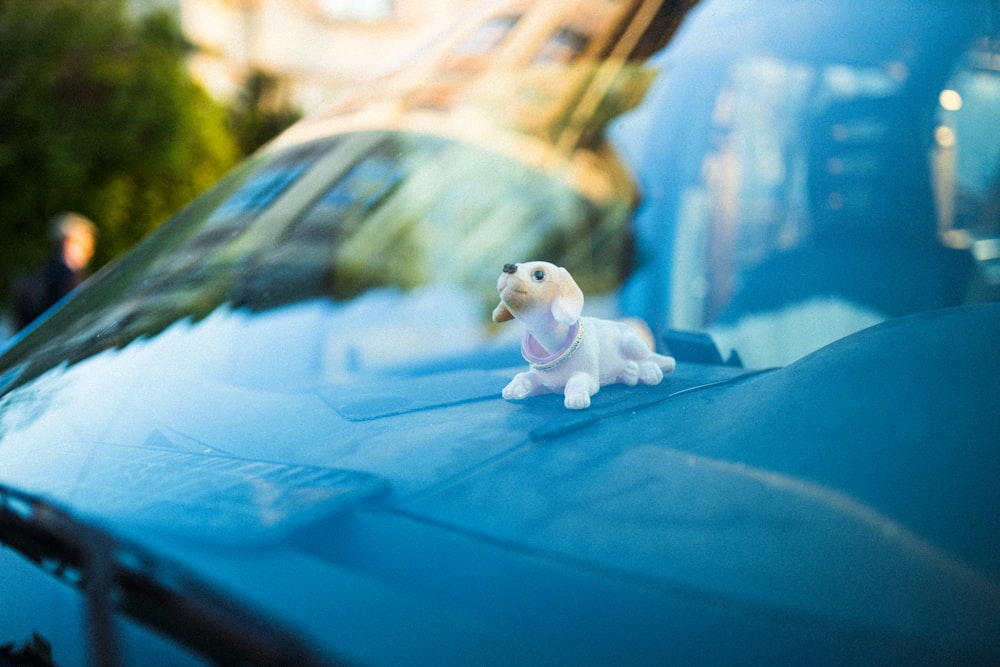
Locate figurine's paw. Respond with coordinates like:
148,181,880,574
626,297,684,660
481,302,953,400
564,373,597,409
502,374,535,401
621,360,640,386
564,391,592,410
637,361,664,385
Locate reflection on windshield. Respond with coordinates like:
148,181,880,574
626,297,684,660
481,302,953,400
0,131,634,393
281,0,681,203
615,0,1000,367
238,132,634,309
933,36,1000,296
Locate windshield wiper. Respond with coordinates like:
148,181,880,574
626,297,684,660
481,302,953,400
0,484,339,667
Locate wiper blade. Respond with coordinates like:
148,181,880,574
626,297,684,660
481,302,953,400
0,484,339,667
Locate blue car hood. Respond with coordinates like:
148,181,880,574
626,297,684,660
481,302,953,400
0,302,998,664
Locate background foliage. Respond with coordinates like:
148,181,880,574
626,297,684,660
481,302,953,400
0,0,300,308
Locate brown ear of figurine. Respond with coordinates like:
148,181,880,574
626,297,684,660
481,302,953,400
492,301,514,323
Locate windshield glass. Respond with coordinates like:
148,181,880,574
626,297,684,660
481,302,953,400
0,130,635,390
0,0,685,390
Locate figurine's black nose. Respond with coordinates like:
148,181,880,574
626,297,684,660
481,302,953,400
503,263,518,274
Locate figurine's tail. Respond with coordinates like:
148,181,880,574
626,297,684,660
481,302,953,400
620,317,657,350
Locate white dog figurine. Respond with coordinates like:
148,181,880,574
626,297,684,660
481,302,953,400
493,261,676,409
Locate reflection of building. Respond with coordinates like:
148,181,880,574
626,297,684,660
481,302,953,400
399,0,676,110
314,0,683,120
284,0,691,204
127,0,479,112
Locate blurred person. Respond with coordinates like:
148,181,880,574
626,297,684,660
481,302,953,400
12,212,97,331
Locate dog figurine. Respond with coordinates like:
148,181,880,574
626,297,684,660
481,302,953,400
493,261,675,409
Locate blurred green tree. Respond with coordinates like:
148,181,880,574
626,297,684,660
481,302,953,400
229,69,302,156
0,0,239,301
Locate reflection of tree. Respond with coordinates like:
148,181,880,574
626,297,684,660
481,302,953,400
228,69,303,156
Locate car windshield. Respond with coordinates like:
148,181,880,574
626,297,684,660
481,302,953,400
1,0,998,388
0,127,637,390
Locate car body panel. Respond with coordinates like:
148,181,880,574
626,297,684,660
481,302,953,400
2,302,998,664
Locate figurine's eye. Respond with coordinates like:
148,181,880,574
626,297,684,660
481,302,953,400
532,269,545,282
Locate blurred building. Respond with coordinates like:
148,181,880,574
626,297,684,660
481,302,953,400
128,0,480,113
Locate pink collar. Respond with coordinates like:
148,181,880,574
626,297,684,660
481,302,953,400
521,320,584,371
